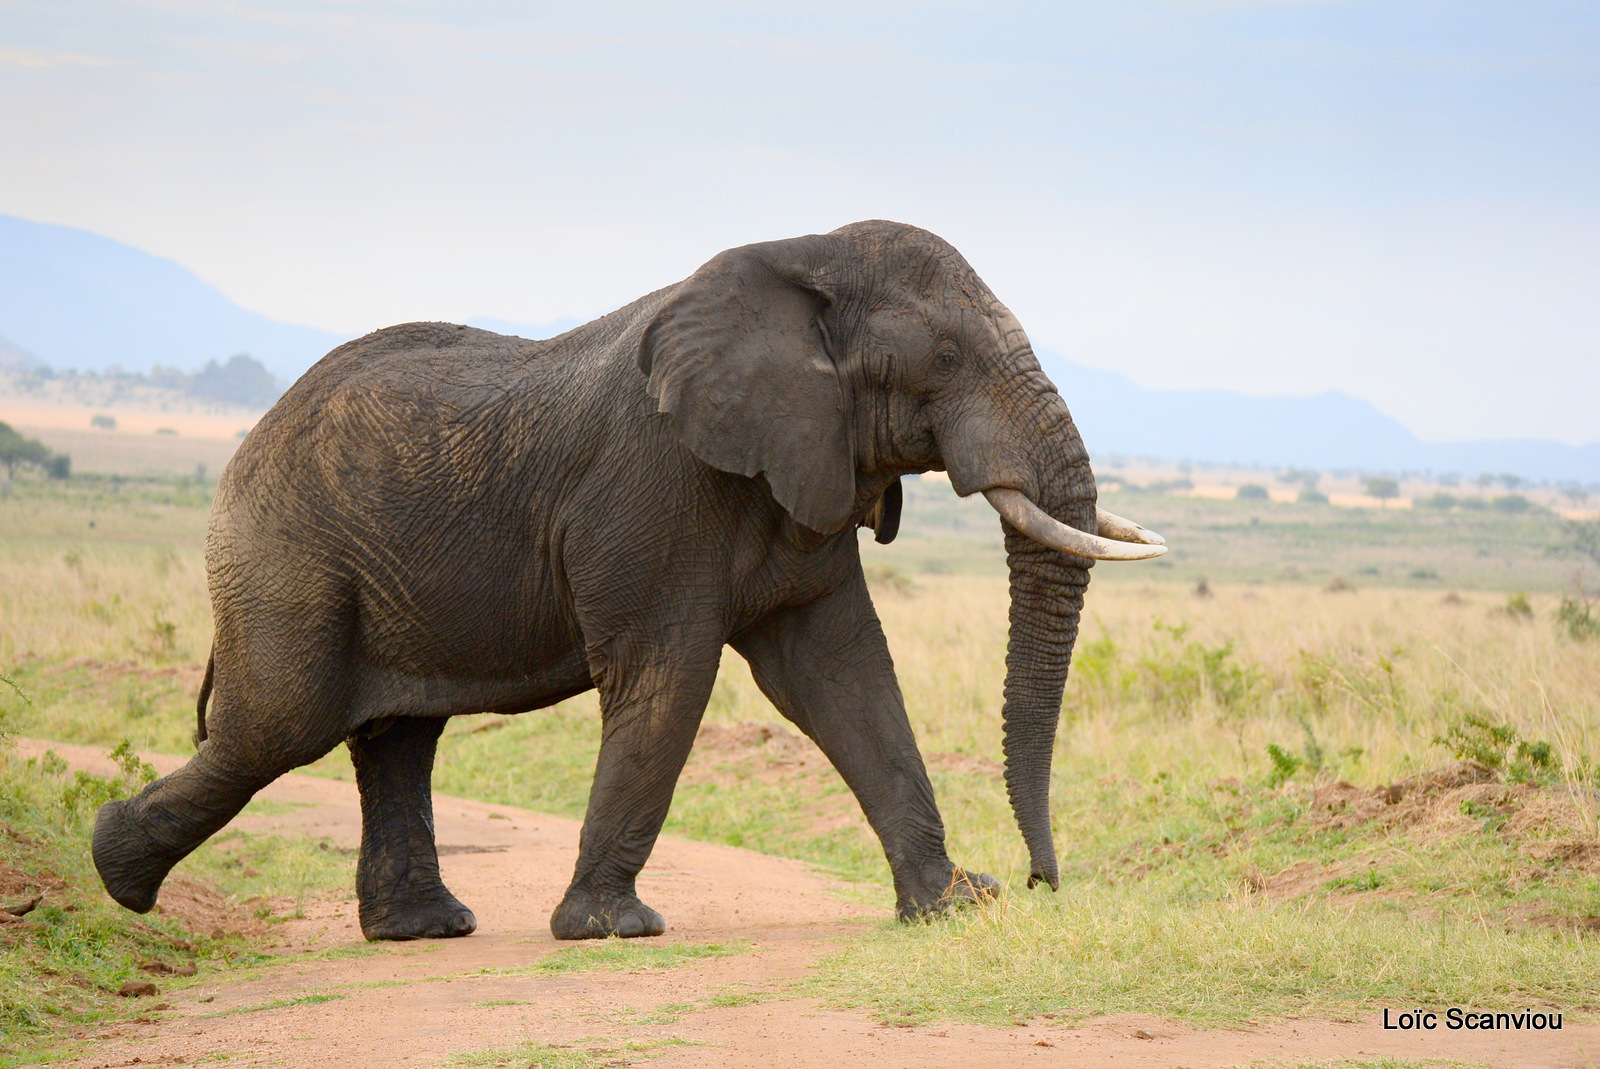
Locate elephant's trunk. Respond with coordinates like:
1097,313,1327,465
937,307,1165,891
999,493,1090,891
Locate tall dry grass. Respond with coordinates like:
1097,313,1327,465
0,541,211,666
708,575,1600,794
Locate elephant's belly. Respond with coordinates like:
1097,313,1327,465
348,645,594,724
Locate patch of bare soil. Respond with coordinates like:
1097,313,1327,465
20,739,1600,1069
146,872,273,941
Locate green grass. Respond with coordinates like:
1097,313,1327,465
0,721,355,1063
808,887,1600,1027
874,475,1579,592
199,991,347,1018
0,742,229,1059
491,940,747,977
442,1038,696,1069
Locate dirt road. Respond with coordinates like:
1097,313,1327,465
26,739,1598,1069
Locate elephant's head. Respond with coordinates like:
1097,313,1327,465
639,220,1166,890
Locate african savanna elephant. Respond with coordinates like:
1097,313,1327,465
92,220,1166,941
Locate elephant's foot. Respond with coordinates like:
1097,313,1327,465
92,798,174,914
550,887,665,940
359,883,477,941
895,863,1000,921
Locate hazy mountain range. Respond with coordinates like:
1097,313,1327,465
2,213,1594,483
0,215,342,381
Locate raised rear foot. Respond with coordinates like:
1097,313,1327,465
550,887,665,940
359,884,477,941
93,798,173,914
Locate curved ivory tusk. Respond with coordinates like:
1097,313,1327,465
1095,507,1166,546
983,488,1169,561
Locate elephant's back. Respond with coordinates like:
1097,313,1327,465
204,300,669,587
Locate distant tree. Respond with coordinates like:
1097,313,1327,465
1437,472,1461,487
147,364,188,390
1491,495,1531,513
1279,467,1320,489
1476,473,1496,490
1499,472,1524,491
1419,492,1458,509
1559,483,1589,507
1236,483,1270,501
1363,476,1400,506
0,421,65,479
1298,487,1329,505
90,414,117,430
189,354,281,407
1565,519,1600,570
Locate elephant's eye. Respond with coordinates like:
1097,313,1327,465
933,342,960,372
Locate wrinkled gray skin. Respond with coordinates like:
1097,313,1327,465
91,220,1096,941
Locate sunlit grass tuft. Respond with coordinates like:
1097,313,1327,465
810,885,1600,1027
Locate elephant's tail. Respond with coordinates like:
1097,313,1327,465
194,646,215,747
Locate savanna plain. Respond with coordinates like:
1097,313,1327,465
2,441,1600,1069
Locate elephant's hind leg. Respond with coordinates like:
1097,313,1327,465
93,734,326,914
349,716,476,941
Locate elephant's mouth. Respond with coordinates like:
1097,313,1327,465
980,487,1167,560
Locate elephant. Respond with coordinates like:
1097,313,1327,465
91,219,1166,941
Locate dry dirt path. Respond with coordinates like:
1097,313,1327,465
23,739,1599,1069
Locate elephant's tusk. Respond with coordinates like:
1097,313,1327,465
983,488,1168,561
1095,507,1166,546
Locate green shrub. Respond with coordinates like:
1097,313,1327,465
1556,594,1598,641
1139,622,1263,713
1432,712,1557,784
1503,591,1533,619
1491,494,1531,513
1236,484,1269,501
1265,743,1301,787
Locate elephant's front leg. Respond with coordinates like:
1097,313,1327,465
349,716,477,941
550,642,720,940
732,570,998,919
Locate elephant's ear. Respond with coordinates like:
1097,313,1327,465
638,236,856,534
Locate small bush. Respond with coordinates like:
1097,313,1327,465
1140,622,1263,713
1418,492,1457,509
1297,487,1328,504
1502,592,1534,619
1236,484,1269,501
1556,594,1598,641
1433,713,1557,784
1145,478,1194,493
58,740,157,815
1264,717,1326,787
1491,494,1531,513
1265,744,1301,788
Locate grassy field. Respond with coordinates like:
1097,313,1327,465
879,474,1587,591
2,471,1598,1047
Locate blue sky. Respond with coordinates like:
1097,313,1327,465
2,2,1597,443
